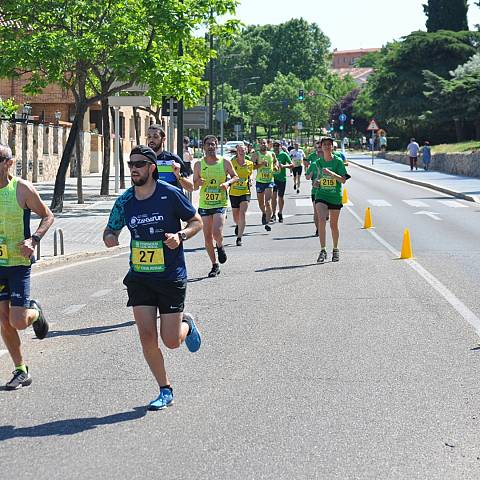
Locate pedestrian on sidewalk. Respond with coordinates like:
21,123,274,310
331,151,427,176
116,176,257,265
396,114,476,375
103,145,203,411
407,138,420,171
422,141,432,171
0,143,54,390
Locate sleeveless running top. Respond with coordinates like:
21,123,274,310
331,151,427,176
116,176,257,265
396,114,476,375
199,158,228,209
230,157,254,196
256,151,275,184
0,177,31,267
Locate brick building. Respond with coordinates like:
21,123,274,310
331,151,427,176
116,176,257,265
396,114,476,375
331,48,380,85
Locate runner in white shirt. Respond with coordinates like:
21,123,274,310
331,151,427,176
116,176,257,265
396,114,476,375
290,142,305,193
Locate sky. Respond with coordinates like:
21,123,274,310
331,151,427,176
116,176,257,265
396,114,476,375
231,0,480,50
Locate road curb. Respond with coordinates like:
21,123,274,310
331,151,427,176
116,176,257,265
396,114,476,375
349,159,480,204
32,245,130,271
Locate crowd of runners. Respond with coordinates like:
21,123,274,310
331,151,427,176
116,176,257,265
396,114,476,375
0,125,349,411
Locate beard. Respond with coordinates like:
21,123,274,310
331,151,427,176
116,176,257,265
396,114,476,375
148,141,162,153
131,175,148,186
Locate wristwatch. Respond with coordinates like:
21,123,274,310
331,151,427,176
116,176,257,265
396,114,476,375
31,234,41,244
178,231,188,242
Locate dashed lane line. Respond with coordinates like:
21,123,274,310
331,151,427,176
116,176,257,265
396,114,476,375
346,205,480,337
438,200,469,208
90,289,113,298
367,199,392,207
63,304,87,316
403,199,430,207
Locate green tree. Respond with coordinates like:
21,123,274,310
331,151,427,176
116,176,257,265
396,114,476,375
0,97,18,120
0,0,238,211
424,53,480,140
353,31,480,141
423,0,469,32
220,19,330,95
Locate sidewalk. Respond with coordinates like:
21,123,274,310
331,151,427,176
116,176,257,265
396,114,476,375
32,173,200,265
33,174,129,263
349,154,480,203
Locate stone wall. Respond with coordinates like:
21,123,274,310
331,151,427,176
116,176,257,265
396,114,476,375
382,152,480,178
0,120,93,182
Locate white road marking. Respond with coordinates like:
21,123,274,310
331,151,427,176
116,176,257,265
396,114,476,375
438,200,468,208
0,349,8,359
296,199,313,207
32,251,129,277
63,304,87,315
90,289,112,298
403,199,429,207
413,211,442,221
344,201,354,207
368,199,392,207
347,206,480,337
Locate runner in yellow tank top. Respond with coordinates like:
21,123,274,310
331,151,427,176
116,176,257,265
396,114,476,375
0,143,54,390
193,135,238,277
252,139,279,232
229,144,254,246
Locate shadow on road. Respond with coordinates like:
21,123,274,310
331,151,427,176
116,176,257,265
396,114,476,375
255,263,318,272
0,407,146,440
47,320,135,338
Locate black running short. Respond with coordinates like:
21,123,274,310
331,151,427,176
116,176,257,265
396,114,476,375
123,272,186,314
292,166,303,176
314,199,343,210
273,180,286,197
229,194,251,209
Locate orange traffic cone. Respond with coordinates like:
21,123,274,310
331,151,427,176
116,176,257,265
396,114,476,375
400,228,413,259
342,188,349,205
363,208,373,229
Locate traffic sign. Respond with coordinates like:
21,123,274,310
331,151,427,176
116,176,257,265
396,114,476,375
296,121,303,130
339,113,347,123
308,90,316,97
108,95,151,107
215,109,229,123
367,119,379,131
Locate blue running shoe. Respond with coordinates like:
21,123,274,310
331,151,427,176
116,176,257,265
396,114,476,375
147,387,174,411
183,313,201,353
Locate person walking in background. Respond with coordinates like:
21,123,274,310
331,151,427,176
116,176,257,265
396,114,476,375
422,141,432,171
407,138,420,171
379,133,387,152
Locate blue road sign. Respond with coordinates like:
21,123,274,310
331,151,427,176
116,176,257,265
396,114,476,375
339,113,347,123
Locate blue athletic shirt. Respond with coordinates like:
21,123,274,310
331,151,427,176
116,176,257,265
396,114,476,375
106,180,196,282
156,151,191,189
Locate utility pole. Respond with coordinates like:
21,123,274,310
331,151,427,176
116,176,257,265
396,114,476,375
208,32,214,133
176,8,184,159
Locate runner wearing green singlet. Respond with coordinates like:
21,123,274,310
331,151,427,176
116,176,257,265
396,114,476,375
0,144,54,390
306,140,324,236
308,137,348,264
193,135,238,277
272,141,293,223
230,144,254,246
251,139,279,232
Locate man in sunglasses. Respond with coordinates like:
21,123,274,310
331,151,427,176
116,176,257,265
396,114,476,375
0,143,54,390
147,124,193,192
103,145,202,411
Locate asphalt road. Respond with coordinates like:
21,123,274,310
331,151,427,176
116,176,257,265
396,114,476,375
1,163,480,479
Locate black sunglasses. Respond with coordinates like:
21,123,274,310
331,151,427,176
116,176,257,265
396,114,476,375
127,160,151,169
0,156,11,163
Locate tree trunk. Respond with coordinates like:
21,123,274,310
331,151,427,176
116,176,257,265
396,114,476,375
50,104,86,212
76,127,84,204
474,119,480,140
100,98,111,195
454,118,465,142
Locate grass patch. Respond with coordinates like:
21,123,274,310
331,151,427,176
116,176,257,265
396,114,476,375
431,141,480,154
